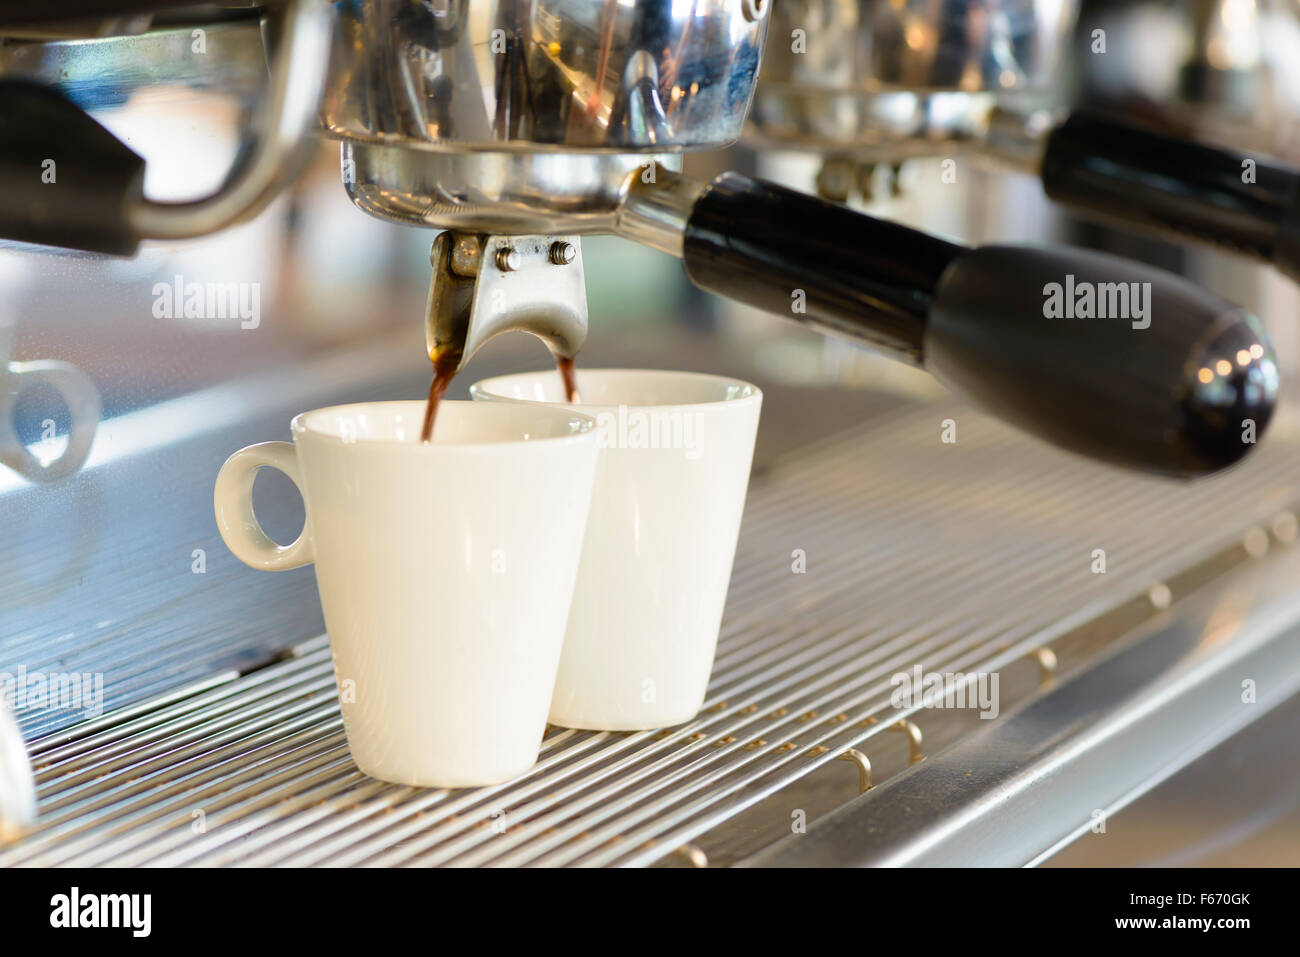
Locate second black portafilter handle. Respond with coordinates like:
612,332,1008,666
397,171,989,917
680,173,1279,478
1040,109,1300,282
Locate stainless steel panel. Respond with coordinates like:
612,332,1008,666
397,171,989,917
741,543,1300,866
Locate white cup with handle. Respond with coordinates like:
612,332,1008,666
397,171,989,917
214,400,600,787
471,369,762,730
0,312,100,484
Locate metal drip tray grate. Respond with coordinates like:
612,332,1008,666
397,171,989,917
5,403,1299,866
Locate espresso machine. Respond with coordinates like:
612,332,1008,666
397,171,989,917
2,0,1299,867
0,0,1282,474
752,0,1300,283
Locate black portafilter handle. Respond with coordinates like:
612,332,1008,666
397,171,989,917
0,80,144,256
680,173,1279,478
1040,109,1300,282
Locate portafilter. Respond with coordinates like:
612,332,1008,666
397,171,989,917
749,0,1300,285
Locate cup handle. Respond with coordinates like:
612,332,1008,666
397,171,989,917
2,359,102,484
213,441,315,571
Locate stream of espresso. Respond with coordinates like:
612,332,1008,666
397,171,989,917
421,352,579,444
557,355,580,404
420,348,462,444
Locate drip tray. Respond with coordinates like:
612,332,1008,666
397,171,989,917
6,403,1300,866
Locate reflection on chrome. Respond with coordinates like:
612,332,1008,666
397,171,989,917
321,0,769,151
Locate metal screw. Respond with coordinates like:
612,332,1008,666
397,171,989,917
548,241,576,265
495,246,521,272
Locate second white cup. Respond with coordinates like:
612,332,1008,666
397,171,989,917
471,369,762,730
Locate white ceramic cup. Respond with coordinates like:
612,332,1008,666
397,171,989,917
471,369,762,730
213,400,599,787
0,312,100,484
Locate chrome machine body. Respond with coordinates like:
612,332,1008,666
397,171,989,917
319,0,767,365
748,0,1300,283
749,0,1077,158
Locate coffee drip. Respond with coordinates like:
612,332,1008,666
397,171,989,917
420,347,463,444
557,356,581,404
421,352,580,444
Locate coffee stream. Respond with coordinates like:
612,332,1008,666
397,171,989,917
420,348,462,445
421,353,579,444
557,355,581,404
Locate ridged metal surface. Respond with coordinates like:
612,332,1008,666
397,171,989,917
5,404,1299,867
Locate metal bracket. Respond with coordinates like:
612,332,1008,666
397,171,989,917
425,231,589,371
